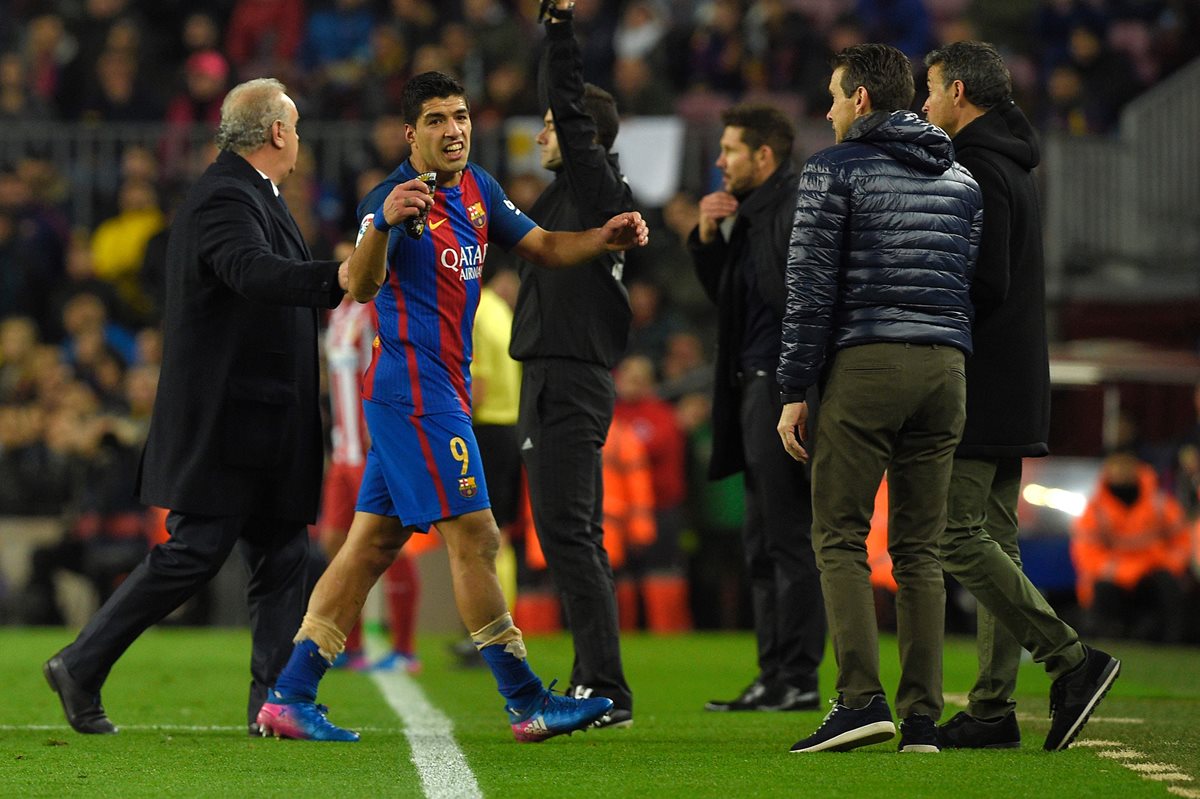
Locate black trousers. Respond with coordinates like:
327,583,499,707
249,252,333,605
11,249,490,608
59,512,309,728
740,371,826,692
518,358,632,712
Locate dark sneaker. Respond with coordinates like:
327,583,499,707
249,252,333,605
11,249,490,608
898,714,940,753
938,711,1020,749
705,677,770,711
790,695,896,753
764,686,822,712
1044,646,1121,751
508,680,613,743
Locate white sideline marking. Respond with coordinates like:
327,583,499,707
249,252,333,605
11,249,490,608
1129,763,1188,774
1074,739,1126,748
1169,788,1200,799
370,669,483,799
1146,774,1194,783
1099,749,1145,760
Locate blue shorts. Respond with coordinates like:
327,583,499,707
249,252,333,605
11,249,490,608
356,401,491,530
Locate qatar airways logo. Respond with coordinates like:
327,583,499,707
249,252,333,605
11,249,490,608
441,242,487,282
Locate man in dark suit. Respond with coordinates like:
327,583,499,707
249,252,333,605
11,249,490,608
44,77,353,736
688,105,826,712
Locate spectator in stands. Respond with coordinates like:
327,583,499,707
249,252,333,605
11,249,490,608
0,316,38,401
613,353,692,632
21,374,156,625
23,14,69,112
0,165,66,333
625,278,687,365
164,50,228,129
686,0,745,95
689,103,824,714
611,56,676,116
79,47,163,123
463,0,529,77
0,50,53,122
356,23,411,120
1072,448,1190,643
675,390,744,629
304,0,376,118
389,0,440,60
89,178,165,320
224,0,305,82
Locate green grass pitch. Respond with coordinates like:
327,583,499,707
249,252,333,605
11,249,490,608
3,627,1197,797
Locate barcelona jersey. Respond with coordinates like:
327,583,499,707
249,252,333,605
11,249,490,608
356,161,535,416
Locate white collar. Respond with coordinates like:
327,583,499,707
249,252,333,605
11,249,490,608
254,167,280,196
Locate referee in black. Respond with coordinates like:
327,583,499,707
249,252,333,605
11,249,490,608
510,0,635,729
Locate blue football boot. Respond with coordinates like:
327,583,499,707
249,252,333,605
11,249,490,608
508,680,613,743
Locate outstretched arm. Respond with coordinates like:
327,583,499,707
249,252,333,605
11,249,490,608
511,211,648,269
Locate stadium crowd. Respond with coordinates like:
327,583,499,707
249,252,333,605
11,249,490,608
1,0,1200,639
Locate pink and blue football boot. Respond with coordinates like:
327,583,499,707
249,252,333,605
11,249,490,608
508,680,613,743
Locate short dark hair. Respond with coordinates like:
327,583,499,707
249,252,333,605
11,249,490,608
401,71,468,126
583,83,619,152
924,41,1012,111
720,104,795,163
832,43,915,113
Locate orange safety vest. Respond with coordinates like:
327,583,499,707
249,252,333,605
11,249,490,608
522,417,656,572
1071,464,1190,607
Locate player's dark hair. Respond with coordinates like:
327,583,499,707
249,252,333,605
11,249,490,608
582,83,619,152
832,43,915,112
924,41,1012,111
720,104,795,164
401,72,469,126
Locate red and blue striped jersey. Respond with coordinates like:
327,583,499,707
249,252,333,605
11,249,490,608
356,161,535,416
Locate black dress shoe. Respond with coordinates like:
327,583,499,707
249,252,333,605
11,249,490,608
43,655,117,734
705,677,771,711
763,686,821,712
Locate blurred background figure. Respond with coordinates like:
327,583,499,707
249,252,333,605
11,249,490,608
1071,449,1191,643
613,354,692,632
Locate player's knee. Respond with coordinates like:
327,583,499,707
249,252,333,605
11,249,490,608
451,519,501,564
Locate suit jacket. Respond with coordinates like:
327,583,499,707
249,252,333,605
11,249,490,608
136,149,343,523
687,163,797,480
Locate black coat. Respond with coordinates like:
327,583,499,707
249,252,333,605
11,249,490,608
778,111,981,397
688,163,798,480
136,150,344,523
509,17,633,368
953,101,1050,458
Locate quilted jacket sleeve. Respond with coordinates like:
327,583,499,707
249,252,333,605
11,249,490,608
777,154,848,399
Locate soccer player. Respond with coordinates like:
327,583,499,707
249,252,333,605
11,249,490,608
256,71,649,743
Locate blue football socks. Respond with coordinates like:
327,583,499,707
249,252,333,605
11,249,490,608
479,644,543,709
271,639,330,703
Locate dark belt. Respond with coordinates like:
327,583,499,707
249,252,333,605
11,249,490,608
736,369,769,387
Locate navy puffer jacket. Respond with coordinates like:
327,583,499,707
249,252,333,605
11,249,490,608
777,110,982,399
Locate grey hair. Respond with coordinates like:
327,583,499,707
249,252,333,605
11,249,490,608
215,78,290,155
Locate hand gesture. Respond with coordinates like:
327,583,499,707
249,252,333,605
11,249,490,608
376,177,434,228
697,191,738,244
600,211,650,251
777,400,809,463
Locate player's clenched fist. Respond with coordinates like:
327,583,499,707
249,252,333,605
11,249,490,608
375,177,434,229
